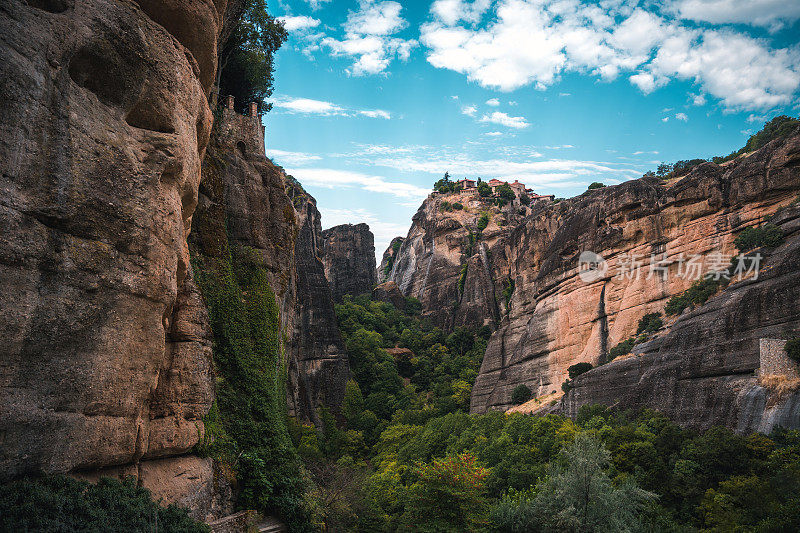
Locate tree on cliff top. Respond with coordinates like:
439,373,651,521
217,0,287,113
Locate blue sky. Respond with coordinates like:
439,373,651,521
263,0,800,258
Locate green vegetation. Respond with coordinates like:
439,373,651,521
587,182,606,190
511,384,533,404
496,182,515,201
477,212,490,231
734,223,785,251
193,244,312,530
434,171,456,193
382,239,403,278
637,312,663,334
452,202,464,210
713,115,800,163
665,276,726,316
608,338,635,361
458,263,469,295
501,278,515,308
519,194,531,206
218,0,287,113
786,338,800,364
0,476,209,532
440,201,453,212
478,181,492,197
568,362,593,379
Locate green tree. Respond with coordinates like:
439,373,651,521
401,453,490,532
478,181,492,197
587,182,606,190
477,213,490,231
496,182,516,201
511,384,532,404
218,0,287,113
532,434,655,532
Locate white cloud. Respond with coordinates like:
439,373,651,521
321,1,417,75
675,112,689,121
304,0,331,10
431,0,492,25
285,167,430,200
485,131,503,136
662,117,670,122
268,149,323,166
461,104,478,116
279,16,321,32
269,96,391,119
486,97,500,106
419,0,800,111
669,0,800,30
691,92,707,106
747,113,769,123
479,111,530,128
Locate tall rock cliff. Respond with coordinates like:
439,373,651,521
378,236,404,283
0,0,222,495
191,101,349,425
386,132,800,432
0,0,347,521
469,131,800,432
321,223,377,302
385,192,529,330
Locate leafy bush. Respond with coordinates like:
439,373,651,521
440,201,452,212
562,379,573,394
496,182,516,201
608,338,635,360
458,263,469,294
452,202,464,210
665,276,724,315
733,223,784,252
434,172,455,193
568,362,593,379
502,278,515,308
511,384,532,404
0,476,209,532
637,313,663,335
478,181,492,197
519,194,531,206
477,213,490,231
587,182,605,190
786,338,800,364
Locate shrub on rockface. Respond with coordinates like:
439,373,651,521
0,476,209,532
192,244,312,531
733,223,784,252
512,384,532,405
637,313,663,334
568,362,593,379
477,213,490,231
608,338,635,361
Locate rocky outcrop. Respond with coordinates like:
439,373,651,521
321,223,377,302
0,0,222,493
386,193,527,330
373,281,407,310
468,131,800,432
192,103,349,425
378,236,404,283
286,180,350,422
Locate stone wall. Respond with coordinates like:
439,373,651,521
760,338,798,379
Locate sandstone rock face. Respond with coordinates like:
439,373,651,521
468,132,800,431
0,0,221,482
288,187,350,422
386,192,526,330
373,281,407,310
321,223,377,302
378,236,404,283
191,107,349,425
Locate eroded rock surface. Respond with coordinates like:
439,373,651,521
321,223,377,302
0,0,222,481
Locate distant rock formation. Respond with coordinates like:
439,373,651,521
378,236,404,283
321,223,377,302
373,281,407,310
385,130,800,432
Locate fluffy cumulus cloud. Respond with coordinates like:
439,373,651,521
270,95,391,119
479,111,530,128
419,0,800,111
669,0,800,30
321,1,417,75
278,15,321,32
